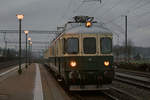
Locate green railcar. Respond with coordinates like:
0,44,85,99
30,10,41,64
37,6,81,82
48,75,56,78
44,16,114,91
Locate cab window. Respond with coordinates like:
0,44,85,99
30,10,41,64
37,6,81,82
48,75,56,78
100,37,112,54
65,38,79,54
83,37,96,54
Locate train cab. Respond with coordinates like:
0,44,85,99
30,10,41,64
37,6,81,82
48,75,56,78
45,16,114,91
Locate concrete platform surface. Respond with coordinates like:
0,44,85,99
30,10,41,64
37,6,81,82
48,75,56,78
0,64,35,100
39,64,70,100
0,63,71,100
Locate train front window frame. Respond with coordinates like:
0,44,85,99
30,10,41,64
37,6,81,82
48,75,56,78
83,37,96,54
65,38,79,54
100,37,112,54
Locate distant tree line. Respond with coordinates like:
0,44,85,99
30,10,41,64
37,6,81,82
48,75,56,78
113,39,150,63
0,47,26,59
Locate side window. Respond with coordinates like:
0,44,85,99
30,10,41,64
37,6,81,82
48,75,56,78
52,46,54,56
50,47,52,56
54,44,56,56
100,37,112,54
62,38,66,54
56,41,58,56
52,45,55,56
83,37,96,54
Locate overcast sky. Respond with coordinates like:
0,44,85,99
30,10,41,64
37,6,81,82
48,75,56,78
0,0,150,52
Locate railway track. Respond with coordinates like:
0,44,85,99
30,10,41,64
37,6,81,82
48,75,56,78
115,74,150,90
116,68,150,78
0,60,19,70
44,64,118,100
104,87,140,100
69,91,118,100
115,68,150,90
69,86,140,100
44,64,143,100
45,64,140,100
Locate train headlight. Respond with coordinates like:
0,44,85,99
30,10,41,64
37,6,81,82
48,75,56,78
104,61,109,66
70,61,77,68
85,21,92,27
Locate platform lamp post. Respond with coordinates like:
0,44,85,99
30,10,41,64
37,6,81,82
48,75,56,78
16,14,24,74
30,41,32,64
28,37,31,65
24,30,29,68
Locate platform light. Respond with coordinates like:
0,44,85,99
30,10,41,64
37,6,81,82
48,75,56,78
70,61,77,68
104,61,110,66
16,14,24,20
24,30,29,35
28,37,31,41
30,41,32,45
85,21,92,27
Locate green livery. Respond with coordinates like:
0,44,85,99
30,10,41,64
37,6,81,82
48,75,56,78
44,16,114,91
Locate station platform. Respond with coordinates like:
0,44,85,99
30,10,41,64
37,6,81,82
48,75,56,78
0,63,70,100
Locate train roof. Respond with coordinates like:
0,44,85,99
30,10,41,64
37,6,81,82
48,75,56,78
63,22,112,34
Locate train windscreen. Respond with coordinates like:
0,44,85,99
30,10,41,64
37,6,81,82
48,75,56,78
83,37,96,54
66,38,79,54
100,37,112,54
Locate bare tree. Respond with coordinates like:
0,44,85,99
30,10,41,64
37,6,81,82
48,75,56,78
113,39,134,63
113,45,121,63
122,39,134,62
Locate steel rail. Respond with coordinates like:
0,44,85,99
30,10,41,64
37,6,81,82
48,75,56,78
115,76,150,90
116,68,150,78
110,87,140,100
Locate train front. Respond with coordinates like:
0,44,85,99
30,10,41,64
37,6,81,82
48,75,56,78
62,16,114,91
